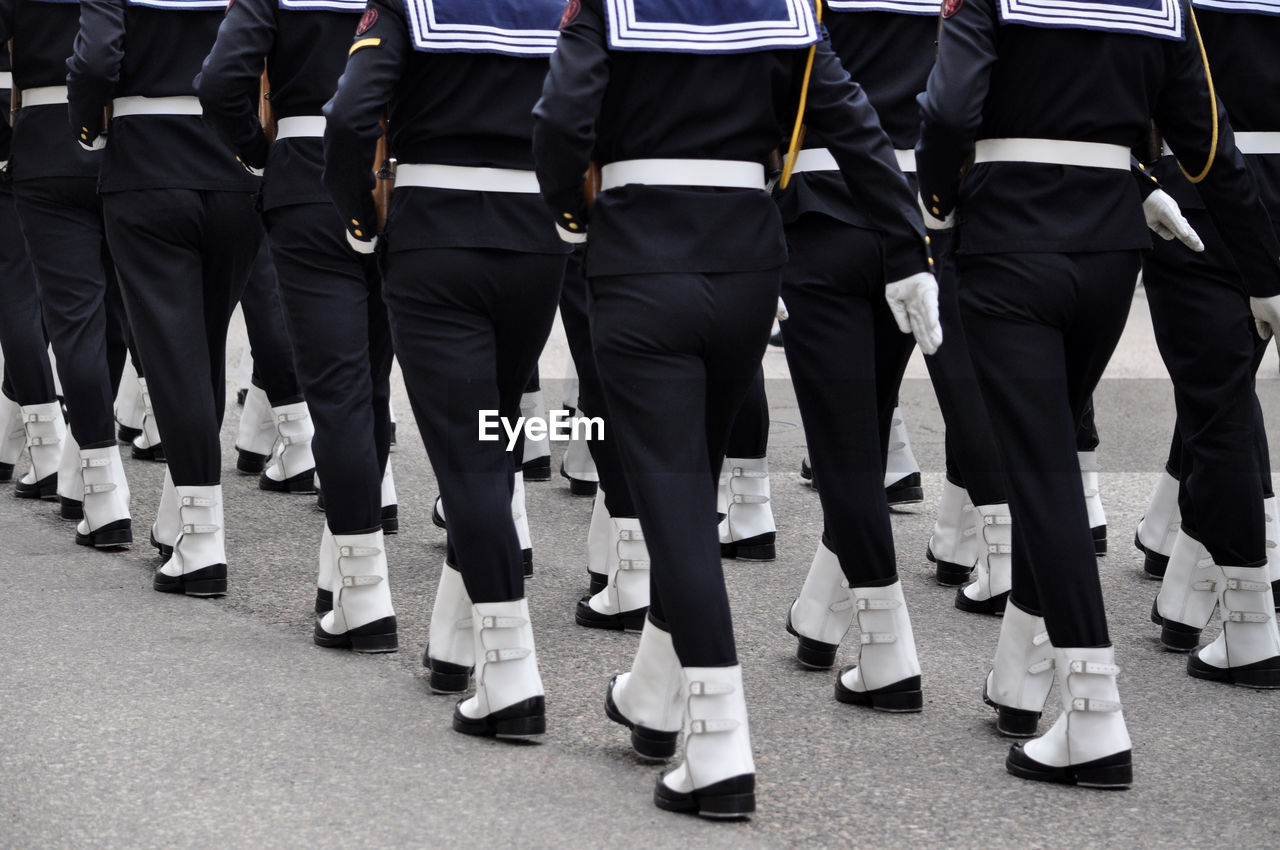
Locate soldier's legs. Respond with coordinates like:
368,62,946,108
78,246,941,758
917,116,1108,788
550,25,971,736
384,246,562,604
0,187,56,407
1145,211,1267,568
14,177,124,448
590,268,777,667
104,189,261,485
266,202,392,535
959,250,1139,647
782,217,899,586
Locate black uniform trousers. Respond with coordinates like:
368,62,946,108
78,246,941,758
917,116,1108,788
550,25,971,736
238,240,303,407
781,215,914,586
13,177,127,448
558,246,635,517
1145,207,1270,568
725,367,769,460
103,189,262,486
591,267,778,668
384,246,563,604
922,236,1007,504
265,202,393,535
0,186,56,406
959,249,1141,647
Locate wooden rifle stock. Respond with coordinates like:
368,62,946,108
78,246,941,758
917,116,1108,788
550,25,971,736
584,161,601,210
374,117,392,229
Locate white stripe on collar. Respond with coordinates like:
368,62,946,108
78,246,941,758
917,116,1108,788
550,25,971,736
280,0,368,11
998,0,1184,41
1192,0,1280,15
403,0,564,57
127,0,228,9
605,0,820,53
827,0,941,15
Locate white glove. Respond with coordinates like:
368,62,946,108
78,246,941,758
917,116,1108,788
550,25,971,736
79,134,107,152
885,271,943,355
917,193,954,231
1250,295,1280,341
346,230,378,255
776,296,789,322
1143,189,1204,252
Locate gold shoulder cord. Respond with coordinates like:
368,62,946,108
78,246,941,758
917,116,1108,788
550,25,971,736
779,0,824,189
1180,7,1218,184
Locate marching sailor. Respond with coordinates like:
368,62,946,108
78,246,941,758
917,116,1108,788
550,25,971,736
776,0,944,709
325,0,569,730
2,0,132,545
535,0,937,818
68,0,265,597
0,48,62,495
198,0,397,651
919,0,1280,787
1141,0,1280,679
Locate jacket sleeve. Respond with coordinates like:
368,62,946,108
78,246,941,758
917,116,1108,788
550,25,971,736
915,0,999,223
803,39,931,282
322,0,407,243
531,0,610,242
196,0,276,171
66,0,127,144
1155,4,1280,297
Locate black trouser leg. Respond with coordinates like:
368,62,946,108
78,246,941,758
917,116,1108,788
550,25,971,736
13,177,124,447
591,269,778,668
1145,208,1267,567
559,247,634,515
959,250,1140,647
266,203,392,534
781,217,905,586
238,241,303,407
725,367,768,460
384,247,562,603
0,187,55,405
922,246,1006,504
104,189,262,486
1075,396,1100,452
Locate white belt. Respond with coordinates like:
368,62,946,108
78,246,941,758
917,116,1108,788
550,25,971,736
112,95,202,118
21,86,68,107
0,72,12,90
274,115,326,140
1163,132,1280,157
600,159,766,191
792,146,916,174
394,163,541,194
973,138,1129,170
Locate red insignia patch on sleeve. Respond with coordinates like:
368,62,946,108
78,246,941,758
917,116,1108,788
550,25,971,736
356,8,378,36
942,0,963,17
560,0,581,28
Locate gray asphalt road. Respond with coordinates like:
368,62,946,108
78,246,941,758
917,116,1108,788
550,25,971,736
2,293,1279,848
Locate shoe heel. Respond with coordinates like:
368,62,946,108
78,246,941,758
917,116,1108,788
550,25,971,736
995,706,1041,738
426,656,473,694
631,725,678,760
491,696,546,739
934,560,973,587
347,616,399,653
1143,551,1169,579
314,588,333,616
381,505,399,535
1159,619,1202,653
885,473,924,506
785,612,839,669
60,497,84,521
722,533,776,561
871,686,924,713
521,455,551,481
622,609,648,633
85,518,133,549
236,450,267,474
1092,526,1108,556
1073,753,1133,789
523,549,534,578
694,775,756,819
